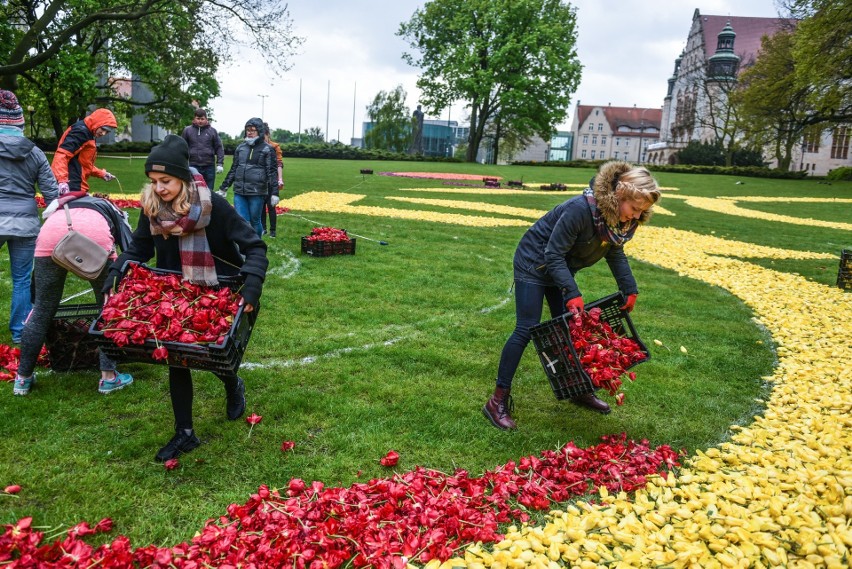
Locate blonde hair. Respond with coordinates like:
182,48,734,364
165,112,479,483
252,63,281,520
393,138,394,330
615,167,661,208
140,179,193,218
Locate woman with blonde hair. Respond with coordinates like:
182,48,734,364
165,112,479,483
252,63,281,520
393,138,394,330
104,134,268,461
484,160,661,430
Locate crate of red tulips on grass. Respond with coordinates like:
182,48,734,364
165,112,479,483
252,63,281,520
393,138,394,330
838,249,851,290
89,262,259,375
530,292,650,405
45,303,102,371
300,226,356,257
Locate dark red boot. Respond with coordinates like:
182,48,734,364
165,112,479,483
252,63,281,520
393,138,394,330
571,392,611,414
483,387,517,430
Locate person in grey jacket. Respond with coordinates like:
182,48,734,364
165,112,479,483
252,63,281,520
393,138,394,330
181,108,224,191
217,117,278,236
0,90,59,343
483,160,661,430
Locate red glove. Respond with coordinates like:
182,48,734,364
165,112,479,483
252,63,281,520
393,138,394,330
620,293,637,313
564,296,584,315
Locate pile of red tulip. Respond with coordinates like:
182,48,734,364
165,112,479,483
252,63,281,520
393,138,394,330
0,344,20,381
568,307,647,404
98,264,241,356
305,227,350,243
0,433,679,568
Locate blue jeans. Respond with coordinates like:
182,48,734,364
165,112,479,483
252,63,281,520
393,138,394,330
496,279,565,389
192,164,215,191
0,235,36,342
233,194,266,236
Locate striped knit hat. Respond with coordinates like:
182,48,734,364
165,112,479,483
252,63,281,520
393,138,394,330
0,90,24,128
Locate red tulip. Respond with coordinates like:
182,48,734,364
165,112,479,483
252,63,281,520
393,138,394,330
379,450,400,467
246,413,262,425
4,484,21,494
164,458,179,470
280,441,295,452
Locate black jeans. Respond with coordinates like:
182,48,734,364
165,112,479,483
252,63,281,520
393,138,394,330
496,279,564,389
169,367,239,430
261,194,277,233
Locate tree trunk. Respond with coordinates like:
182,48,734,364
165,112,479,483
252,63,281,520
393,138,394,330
493,118,501,165
465,105,480,162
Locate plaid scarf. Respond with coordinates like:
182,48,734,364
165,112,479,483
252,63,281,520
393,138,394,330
149,174,217,286
583,188,638,247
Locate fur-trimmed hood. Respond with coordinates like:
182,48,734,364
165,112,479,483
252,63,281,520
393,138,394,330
591,160,653,226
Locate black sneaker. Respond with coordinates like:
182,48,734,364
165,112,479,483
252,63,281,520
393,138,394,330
269,231,276,238
155,429,201,461
226,377,246,420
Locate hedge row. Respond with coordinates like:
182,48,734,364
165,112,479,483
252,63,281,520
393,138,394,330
511,159,812,180
32,138,462,163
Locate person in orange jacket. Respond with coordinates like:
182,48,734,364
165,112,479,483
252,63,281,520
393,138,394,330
51,108,118,194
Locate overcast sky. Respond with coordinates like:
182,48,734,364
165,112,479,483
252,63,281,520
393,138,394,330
208,0,781,141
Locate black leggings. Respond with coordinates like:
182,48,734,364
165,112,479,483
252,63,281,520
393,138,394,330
18,258,117,378
169,367,239,430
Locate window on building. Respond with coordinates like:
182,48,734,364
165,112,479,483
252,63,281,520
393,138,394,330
803,126,821,153
582,134,588,144
614,151,619,159
595,110,599,115
624,139,629,146
591,150,596,159
601,136,607,145
588,123,594,131
598,123,603,131
599,151,605,159
615,138,620,146
592,135,597,145
581,149,587,158
831,126,850,159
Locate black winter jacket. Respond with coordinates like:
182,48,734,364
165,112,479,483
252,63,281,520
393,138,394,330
219,137,277,198
513,161,645,300
105,193,268,307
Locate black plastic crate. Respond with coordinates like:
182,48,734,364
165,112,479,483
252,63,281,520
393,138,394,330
89,263,258,375
46,303,101,371
838,249,851,290
301,236,356,257
529,292,650,400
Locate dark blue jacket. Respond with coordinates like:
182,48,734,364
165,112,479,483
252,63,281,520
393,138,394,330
513,192,637,300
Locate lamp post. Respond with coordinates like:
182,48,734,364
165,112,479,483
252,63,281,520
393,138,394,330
257,94,268,120
26,105,35,138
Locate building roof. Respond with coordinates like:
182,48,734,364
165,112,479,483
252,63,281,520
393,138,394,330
575,105,662,137
699,14,795,64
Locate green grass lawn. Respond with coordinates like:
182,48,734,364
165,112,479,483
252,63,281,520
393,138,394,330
0,156,849,546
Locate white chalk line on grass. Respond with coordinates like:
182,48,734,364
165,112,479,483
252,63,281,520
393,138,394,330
267,249,301,279
481,296,511,314
242,298,513,369
240,337,407,369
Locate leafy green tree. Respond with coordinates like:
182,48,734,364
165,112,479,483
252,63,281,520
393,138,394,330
270,128,297,143
1,0,302,137
733,30,819,171
364,85,412,153
784,0,852,123
398,0,582,162
301,127,325,144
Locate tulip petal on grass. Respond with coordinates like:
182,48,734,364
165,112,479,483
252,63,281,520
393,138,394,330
280,441,295,452
379,450,399,467
163,458,179,471
4,484,21,495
